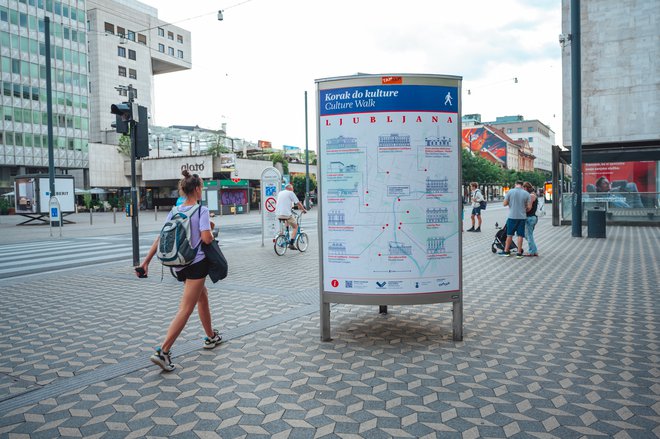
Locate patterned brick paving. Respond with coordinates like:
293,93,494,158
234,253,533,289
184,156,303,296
0,213,658,438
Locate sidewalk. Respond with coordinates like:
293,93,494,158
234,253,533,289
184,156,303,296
0,209,658,438
0,207,266,244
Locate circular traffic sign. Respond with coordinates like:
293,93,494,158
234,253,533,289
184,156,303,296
265,197,276,212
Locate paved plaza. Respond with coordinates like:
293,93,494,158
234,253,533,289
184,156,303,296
0,207,658,438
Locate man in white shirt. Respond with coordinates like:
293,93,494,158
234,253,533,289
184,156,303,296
275,184,307,249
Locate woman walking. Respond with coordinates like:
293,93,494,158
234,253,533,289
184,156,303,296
136,170,222,372
523,181,539,257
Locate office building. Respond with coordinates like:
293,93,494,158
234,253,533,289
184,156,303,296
485,115,554,173
86,0,191,146
1,0,89,190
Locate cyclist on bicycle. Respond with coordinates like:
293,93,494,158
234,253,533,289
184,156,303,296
275,184,307,249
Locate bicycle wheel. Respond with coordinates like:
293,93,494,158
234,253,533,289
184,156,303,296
296,232,309,252
274,234,288,256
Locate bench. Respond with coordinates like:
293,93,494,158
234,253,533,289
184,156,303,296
607,208,658,220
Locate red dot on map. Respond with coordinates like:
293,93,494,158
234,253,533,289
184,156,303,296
397,198,400,201
406,210,410,213
398,226,401,229
386,171,390,174
366,203,369,206
386,224,389,226
378,253,382,256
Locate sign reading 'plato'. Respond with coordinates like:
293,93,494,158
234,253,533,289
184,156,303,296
142,155,214,181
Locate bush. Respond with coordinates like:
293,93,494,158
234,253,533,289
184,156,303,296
0,197,9,215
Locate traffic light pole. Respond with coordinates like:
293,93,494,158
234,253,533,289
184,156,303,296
128,87,140,266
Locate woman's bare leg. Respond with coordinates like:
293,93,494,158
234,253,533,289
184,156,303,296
196,285,215,337
161,278,206,352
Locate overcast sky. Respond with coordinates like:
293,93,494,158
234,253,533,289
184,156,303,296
143,0,563,150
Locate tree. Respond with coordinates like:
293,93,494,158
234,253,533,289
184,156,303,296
292,174,317,202
271,152,289,175
116,134,131,156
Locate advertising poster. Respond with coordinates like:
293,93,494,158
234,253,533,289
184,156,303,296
583,161,657,208
318,75,462,296
38,177,75,213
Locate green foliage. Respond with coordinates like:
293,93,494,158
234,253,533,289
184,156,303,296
206,136,231,156
292,174,317,202
116,134,131,156
0,197,10,214
83,193,92,209
461,149,551,189
271,152,289,175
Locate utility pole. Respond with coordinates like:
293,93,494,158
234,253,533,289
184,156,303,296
45,17,56,225
570,0,582,237
127,85,140,265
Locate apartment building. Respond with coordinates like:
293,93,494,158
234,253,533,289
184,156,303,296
86,0,190,146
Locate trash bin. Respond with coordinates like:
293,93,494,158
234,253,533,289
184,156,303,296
587,206,606,238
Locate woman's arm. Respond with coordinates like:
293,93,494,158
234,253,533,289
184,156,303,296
137,236,159,277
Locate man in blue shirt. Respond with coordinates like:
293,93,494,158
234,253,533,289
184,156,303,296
500,181,531,258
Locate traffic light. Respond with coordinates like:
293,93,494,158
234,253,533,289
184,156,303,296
110,103,131,134
135,105,149,158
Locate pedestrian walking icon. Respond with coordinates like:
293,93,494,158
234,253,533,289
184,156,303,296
444,92,453,106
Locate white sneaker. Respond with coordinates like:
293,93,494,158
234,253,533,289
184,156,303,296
203,329,222,349
150,347,175,372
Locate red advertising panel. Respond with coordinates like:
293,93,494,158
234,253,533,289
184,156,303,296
583,161,657,209
461,127,507,162
582,161,657,193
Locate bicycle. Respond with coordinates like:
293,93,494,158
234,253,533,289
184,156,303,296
274,211,308,255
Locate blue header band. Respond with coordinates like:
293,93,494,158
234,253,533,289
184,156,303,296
320,85,458,116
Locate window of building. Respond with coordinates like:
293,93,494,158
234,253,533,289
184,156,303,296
528,137,533,142
138,33,147,45
517,127,523,133
158,27,164,37
127,31,135,41
506,128,512,133
118,88,127,97
158,43,164,53
167,31,174,40
177,50,184,59
104,22,114,34
177,34,183,44
116,26,125,37
128,49,136,60
117,46,126,57
129,68,136,79
118,66,126,77
528,127,534,132
168,46,174,56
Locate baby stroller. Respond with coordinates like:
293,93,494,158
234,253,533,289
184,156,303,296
491,226,517,253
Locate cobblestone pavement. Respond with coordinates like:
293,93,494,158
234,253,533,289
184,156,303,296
0,209,658,438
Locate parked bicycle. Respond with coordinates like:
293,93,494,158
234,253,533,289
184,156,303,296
274,210,308,255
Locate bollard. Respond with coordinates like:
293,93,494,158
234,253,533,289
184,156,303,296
154,205,158,221
89,209,93,225
113,207,116,224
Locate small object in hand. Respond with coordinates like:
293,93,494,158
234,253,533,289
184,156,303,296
135,266,147,278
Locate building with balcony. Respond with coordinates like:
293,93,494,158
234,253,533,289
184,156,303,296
86,0,191,147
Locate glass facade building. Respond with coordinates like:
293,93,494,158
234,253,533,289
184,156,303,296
0,0,89,183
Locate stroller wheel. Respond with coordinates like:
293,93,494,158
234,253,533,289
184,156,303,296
491,244,497,253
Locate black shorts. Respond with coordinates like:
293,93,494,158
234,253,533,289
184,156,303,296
174,258,209,282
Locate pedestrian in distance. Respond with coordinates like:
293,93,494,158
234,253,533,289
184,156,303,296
466,182,484,232
136,170,222,372
523,181,539,257
499,180,531,259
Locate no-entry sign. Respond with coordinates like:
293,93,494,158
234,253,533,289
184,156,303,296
265,197,276,212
